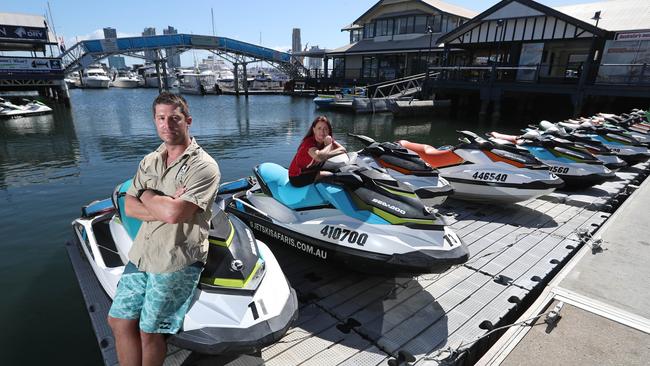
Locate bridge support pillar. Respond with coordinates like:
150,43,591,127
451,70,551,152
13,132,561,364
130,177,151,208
155,60,163,94
242,62,248,97
233,63,239,95
161,60,170,91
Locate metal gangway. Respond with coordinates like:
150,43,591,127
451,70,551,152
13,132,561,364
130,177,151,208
368,70,439,100
60,33,308,92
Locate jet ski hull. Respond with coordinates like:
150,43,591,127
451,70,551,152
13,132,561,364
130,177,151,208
227,205,468,274
439,176,560,203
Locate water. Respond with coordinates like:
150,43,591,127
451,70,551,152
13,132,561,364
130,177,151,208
0,88,525,364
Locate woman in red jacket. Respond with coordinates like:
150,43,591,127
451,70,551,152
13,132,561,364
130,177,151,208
288,115,346,187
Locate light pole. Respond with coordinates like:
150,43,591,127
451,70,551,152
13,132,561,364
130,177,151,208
424,24,433,81
496,19,504,66
591,10,601,28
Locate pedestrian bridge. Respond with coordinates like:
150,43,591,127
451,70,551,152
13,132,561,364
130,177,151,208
60,33,305,78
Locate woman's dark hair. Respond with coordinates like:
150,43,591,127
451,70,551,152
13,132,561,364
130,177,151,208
152,91,190,118
303,115,333,144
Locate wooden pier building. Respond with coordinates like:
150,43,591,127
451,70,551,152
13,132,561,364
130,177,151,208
0,12,68,105
430,0,650,118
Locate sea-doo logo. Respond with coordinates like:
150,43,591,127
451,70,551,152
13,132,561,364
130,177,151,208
371,198,406,215
230,259,244,272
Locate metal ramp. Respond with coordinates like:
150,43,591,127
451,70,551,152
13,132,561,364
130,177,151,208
368,71,439,99
60,34,307,79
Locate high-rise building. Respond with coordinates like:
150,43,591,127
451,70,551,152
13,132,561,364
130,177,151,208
292,28,304,64
163,26,181,69
291,28,301,53
103,27,125,69
142,27,156,62
103,27,117,39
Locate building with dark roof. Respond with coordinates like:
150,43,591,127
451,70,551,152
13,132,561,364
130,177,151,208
327,0,477,83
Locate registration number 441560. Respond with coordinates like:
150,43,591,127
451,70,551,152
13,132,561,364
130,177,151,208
320,225,368,246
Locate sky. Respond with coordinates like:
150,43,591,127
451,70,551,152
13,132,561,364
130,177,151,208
3,0,596,67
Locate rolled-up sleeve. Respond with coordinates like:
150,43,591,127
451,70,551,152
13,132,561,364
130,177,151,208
126,159,149,197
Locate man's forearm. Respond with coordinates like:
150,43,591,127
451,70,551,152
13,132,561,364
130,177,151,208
139,190,196,224
124,194,157,221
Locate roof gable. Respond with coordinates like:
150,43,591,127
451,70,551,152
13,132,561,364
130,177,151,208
352,0,476,26
438,0,607,45
483,1,544,20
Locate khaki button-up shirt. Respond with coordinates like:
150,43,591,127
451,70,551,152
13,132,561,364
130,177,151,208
126,138,220,273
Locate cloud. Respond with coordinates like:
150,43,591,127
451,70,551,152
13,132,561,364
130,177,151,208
271,45,291,52
61,29,140,47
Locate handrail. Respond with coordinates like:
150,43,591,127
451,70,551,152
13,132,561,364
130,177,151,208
371,70,439,99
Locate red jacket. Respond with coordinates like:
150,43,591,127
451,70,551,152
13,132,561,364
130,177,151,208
288,136,319,177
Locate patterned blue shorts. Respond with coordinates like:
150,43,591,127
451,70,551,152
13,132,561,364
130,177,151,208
108,262,202,334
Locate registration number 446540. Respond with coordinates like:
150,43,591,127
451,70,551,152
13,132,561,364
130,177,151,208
472,172,508,182
320,225,368,246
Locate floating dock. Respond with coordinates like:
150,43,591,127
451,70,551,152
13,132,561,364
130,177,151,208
66,161,649,366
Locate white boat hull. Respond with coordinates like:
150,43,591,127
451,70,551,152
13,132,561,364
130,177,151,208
82,77,110,88
112,78,140,88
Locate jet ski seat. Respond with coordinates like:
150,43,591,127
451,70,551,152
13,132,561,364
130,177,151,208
398,140,464,168
114,179,143,240
255,163,329,210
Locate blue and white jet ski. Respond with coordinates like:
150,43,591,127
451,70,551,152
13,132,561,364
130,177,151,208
489,131,615,189
69,180,298,355
218,159,468,275
556,120,650,164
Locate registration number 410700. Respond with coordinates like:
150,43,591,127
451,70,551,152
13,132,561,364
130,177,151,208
320,225,368,246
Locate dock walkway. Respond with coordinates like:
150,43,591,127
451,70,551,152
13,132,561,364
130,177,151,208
478,163,650,366
66,162,649,366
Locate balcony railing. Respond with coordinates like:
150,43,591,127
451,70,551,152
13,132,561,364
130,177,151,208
596,64,649,85
427,63,649,86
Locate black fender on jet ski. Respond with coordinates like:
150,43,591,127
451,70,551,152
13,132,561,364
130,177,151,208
347,133,454,206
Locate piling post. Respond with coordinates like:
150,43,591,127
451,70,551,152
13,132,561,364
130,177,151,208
161,60,169,91
233,63,239,96
242,62,248,97
155,60,163,94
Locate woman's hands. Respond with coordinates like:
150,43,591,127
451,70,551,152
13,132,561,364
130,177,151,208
324,135,333,146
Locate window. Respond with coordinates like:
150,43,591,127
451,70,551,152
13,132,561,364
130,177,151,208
362,56,378,78
428,15,442,33
332,57,345,78
350,29,362,43
363,23,375,39
375,19,394,36
414,15,428,33
396,16,415,34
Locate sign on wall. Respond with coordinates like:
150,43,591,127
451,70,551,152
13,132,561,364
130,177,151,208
0,56,62,73
615,31,650,42
0,24,49,42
